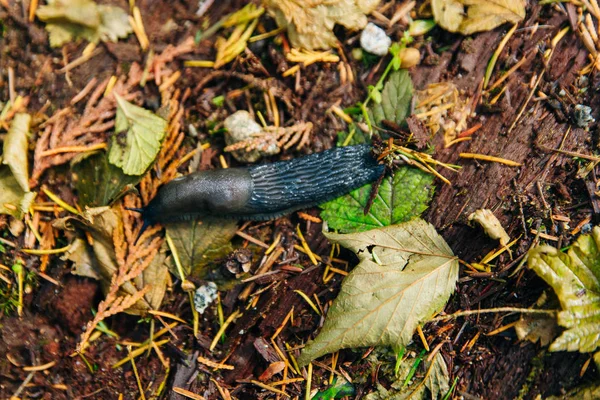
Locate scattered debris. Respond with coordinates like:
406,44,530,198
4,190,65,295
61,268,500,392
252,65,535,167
415,82,472,147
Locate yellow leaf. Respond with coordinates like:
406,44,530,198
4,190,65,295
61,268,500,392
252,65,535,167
265,0,380,50
431,0,463,33
432,0,525,35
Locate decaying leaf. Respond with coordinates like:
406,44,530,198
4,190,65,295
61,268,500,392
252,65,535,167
468,208,510,247
36,0,132,47
514,291,559,347
165,218,238,280
64,237,100,280
3,113,31,192
265,0,380,50
320,166,434,233
108,94,168,176
57,206,168,314
365,352,450,400
0,114,35,219
72,151,143,207
546,383,600,400
431,0,526,35
0,167,35,219
369,70,414,128
96,5,133,43
527,226,600,363
514,313,559,347
298,219,459,365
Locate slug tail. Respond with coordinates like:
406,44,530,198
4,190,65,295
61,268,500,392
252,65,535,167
125,207,145,213
125,207,152,245
133,220,150,245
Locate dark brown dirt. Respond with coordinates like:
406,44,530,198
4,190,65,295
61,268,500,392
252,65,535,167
1,0,599,399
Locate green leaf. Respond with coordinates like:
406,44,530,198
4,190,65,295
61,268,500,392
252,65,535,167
527,226,600,355
336,124,370,147
312,377,355,399
0,167,35,219
3,113,31,192
320,167,434,233
37,0,131,47
108,94,168,176
72,151,142,207
165,217,238,279
368,70,413,127
365,353,450,400
298,219,459,365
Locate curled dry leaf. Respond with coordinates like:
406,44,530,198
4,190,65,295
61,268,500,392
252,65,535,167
431,0,526,35
265,0,381,50
468,208,510,247
298,219,459,365
0,168,36,219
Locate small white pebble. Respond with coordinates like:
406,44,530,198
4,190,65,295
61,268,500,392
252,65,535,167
360,22,391,56
224,110,280,162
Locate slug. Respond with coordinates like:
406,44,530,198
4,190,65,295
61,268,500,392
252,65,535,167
134,144,384,232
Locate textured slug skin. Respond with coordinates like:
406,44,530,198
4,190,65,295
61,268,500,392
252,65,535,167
142,144,384,225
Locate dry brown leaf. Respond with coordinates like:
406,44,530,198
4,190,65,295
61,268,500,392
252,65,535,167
265,0,380,50
432,0,526,35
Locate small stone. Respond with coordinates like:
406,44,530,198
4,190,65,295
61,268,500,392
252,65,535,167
224,110,280,162
224,111,263,163
193,282,218,314
360,23,391,56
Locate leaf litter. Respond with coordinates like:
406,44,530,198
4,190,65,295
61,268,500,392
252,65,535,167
3,0,598,398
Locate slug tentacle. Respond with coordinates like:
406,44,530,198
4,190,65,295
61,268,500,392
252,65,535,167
138,144,384,229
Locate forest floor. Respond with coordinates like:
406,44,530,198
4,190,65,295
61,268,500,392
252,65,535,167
0,0,598,399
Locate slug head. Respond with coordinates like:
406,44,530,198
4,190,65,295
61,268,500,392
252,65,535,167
131,168,254,243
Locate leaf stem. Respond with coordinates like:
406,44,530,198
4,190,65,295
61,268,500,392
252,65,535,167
430,307,557,322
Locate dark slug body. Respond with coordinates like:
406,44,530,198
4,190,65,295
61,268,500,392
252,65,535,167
141,144,384,226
